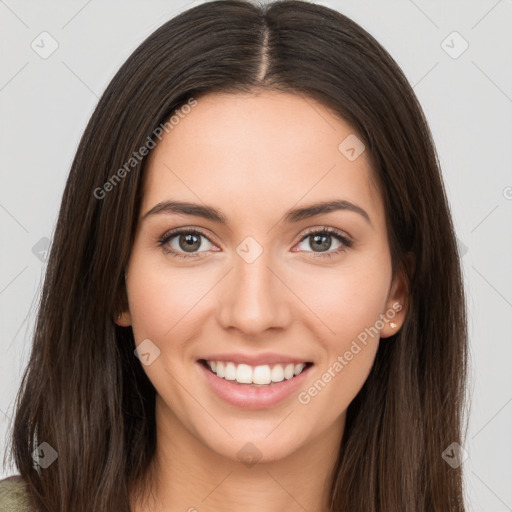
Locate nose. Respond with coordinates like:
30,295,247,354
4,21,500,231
216,247,293,336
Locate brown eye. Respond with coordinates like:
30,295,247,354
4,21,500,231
295,228,352,258
177,233,203,252
308,233,333,252
159,229,217,259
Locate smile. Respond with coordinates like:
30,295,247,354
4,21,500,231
197,358,314,409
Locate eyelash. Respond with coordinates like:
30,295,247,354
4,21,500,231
157,226,353,260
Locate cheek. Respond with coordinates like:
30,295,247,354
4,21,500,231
125,258,217,399
296,274,387,420
292,250,390,410
292,251,392,341
126,249,214,341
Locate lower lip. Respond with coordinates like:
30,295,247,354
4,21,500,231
197,361,313,410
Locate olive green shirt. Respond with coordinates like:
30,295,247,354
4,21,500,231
0,475,33,511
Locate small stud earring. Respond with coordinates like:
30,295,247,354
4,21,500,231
389,322,397,329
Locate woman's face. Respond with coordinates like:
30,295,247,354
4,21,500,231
123,90,406,464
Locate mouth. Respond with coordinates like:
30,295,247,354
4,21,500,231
198,359,314,387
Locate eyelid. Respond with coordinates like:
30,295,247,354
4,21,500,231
297,225,352,245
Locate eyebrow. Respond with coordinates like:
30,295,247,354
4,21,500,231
142,199,372,226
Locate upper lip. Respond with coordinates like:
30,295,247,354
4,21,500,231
199,352,313,366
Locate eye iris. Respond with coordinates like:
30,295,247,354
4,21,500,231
310,234,331,252
179,233,201,252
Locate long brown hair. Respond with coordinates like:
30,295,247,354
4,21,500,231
5,1,468,510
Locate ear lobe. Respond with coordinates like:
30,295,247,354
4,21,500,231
115,311,132,327
380,261,410,338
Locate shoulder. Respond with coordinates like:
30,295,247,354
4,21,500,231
0,475,34,511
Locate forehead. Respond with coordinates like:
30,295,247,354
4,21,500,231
142,91,384,228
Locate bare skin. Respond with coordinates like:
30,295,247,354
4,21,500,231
121,90,408,512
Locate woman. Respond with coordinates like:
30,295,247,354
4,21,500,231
0,0,468,510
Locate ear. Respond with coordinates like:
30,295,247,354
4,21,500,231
380,255,412,338
113,272,132,327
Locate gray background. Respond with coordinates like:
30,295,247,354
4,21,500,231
1,1,511,510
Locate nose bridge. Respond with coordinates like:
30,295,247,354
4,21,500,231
217,239,291,334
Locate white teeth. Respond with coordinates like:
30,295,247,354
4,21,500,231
294,363,305,376
271,365,284,382
236,364,253,384
224,362,236,380
205,360,309,385
253,365,271,385
284,363,295,380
